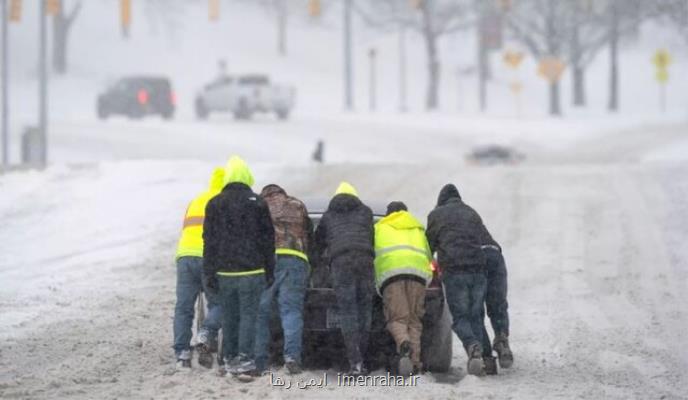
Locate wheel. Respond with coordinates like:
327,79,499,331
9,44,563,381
276,109,289,120
422,298,453,373
195,98,209,120
161,110,174,120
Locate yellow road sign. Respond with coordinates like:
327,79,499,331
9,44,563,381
538,57,566,83
653,49,672,69
656,69,669,84
503,51,524,69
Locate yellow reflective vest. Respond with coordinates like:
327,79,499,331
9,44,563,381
175,168,224,260
373,211,433,293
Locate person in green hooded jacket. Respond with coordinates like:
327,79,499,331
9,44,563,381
374,201,433,376
203,156,275,377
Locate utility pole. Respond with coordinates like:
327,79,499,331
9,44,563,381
1,0,8,166
343,0,353,111
39,0,48,166
369,48,377,112
398,25,407,113
277,0,286,56
477,5,488,112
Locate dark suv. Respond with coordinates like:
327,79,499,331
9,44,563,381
97,76,176,120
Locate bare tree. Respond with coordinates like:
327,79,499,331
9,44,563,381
52,1,82,75
356,0,473,111
603,0,645,112
506,0,570,116
568,2,608,107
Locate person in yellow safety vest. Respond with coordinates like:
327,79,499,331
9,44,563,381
173,167,225,370
374,201,433,376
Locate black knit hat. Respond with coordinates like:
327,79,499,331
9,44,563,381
386,201,408,215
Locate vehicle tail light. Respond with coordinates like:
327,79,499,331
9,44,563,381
137,89,149,105
170,91,177,106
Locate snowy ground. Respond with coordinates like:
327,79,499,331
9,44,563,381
1,115,687,399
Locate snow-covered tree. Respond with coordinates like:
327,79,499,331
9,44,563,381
356,0,474,111
505,0,570,115
52,1,82,75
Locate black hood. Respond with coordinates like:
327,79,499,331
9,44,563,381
437,184,461,206
328,193,362,212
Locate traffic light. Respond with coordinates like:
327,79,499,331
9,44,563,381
121,0,131,38
209,0,219,21
309,0,321,17
46,0,60,16
9,0,22,22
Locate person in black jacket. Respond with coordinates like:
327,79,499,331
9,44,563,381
479,227,513,374
426,183,488,376
203,156,275,377
313,182,374,376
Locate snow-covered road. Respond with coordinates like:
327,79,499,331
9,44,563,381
1,116,687,399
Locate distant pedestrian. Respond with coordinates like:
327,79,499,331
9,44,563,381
373,201,433,376
203,156,275,378
313,182,374,376
426,184,488,376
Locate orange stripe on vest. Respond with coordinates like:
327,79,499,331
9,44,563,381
183,216,204,228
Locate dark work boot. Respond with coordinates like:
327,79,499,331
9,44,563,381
397,341,413,376
483,355,498,375
493,334,514,369
466,343,485,376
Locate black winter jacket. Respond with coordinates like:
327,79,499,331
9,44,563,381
203,183,276,283
313,194,375,264
426,184,487,273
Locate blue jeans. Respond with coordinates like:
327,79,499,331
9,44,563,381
332,252,374,366
218,274,265,361
443,271,487,354
172,256,222,356
254,256,309,370
481,248,509,356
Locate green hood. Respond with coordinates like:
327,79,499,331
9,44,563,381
377,210,424,230
223,156,255,187
334,181,358,197
208,167,225,193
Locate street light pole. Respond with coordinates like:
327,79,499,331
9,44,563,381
1,0,8,167
39,0,48,166
398,25,407,113
369,48,377,112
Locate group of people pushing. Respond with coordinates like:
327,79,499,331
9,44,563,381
172,155,513,380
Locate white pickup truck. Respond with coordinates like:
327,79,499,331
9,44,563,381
195,74,296,120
